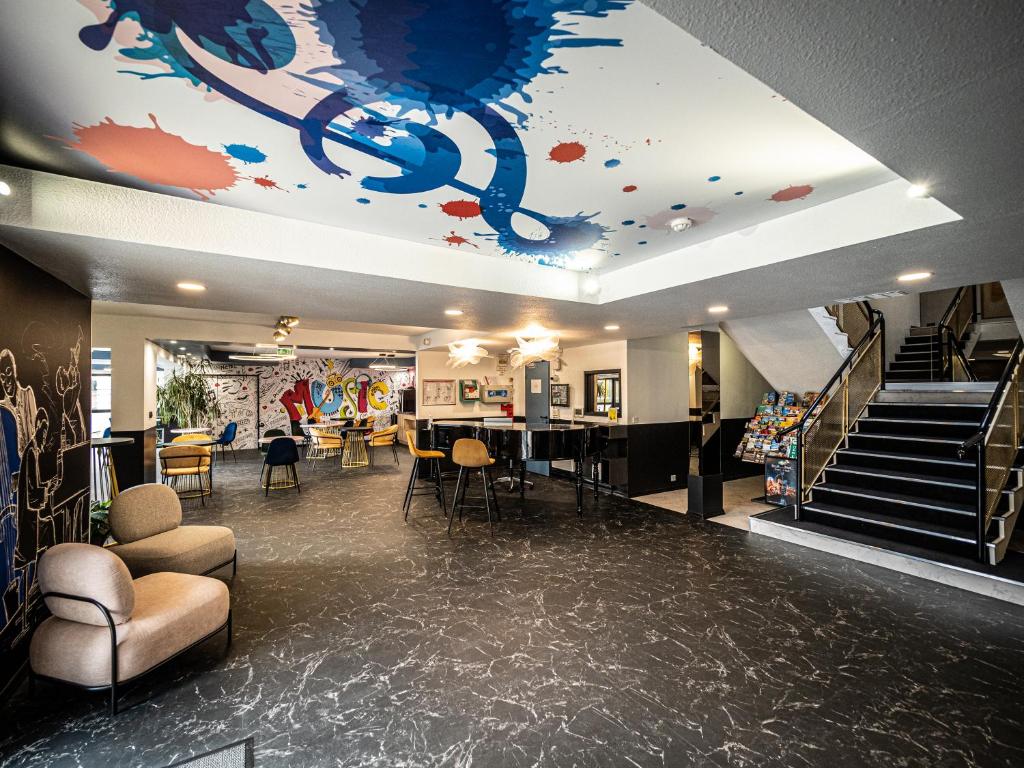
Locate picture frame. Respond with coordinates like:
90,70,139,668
550,383,570,407
421,379,456,406
459,379,480,401
481,384,514,403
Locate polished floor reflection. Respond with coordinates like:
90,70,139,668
3,453,1023,767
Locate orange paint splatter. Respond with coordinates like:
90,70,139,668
622,184,637,192
770,184,814,202
548,141,586,163
440,200,482,219
443,231,478,248
60,114,238,200
253,175,284,191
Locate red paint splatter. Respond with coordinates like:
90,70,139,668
253,175,284,191
622,184,637,192
443,231,478,248
440,200,482,219
548,141,586,163
770,184,814,202
57,114,238,201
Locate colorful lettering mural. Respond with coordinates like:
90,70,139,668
207,359,412,449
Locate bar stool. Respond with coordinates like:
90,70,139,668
403,430,447,520
449,438,501,536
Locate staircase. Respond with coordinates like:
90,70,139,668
887,327,944,382
802,384,1023,564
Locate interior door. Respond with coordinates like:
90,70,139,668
524,361,550,476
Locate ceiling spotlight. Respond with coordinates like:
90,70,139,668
169,340,178,344
444,309,464,316
906,184,930,198
0,181,10,197
898,271,932,282
178,346,187,351
668,217,694,233
604,324,620,331
273,330,287,342
581,275,601,296
708,305,729,313
176,281,206,292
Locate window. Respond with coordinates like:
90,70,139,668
584,369,621,416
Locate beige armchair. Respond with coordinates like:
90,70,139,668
107,483,236,578
29,543,231,715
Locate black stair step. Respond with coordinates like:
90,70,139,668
855,416,980,439
847,432,965,459
811,483,975,529
889,359,941,372
835,448,977,481
823,464,976,505
885,370,939,381
895,351,941,363
866,402,986,422
901,336,941,347
801,502,979,556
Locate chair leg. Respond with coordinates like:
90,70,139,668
392,444,399,464
226,609,233,648
434,458,447,514
448,467,465,535
458,468,469,521
265,465,271,497
232,551,237,577
292,464,300,493
481,468,494,535
403,458,419,520
487,468,501,521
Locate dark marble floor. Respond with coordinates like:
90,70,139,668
3,451,1024,767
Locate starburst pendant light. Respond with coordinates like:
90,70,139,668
447,340,490,368
509,334,560,369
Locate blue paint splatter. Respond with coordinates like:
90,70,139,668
296,183,308,189
418,203,428,208
734,191,743,196
356,197,371,204
638,224,646,229
604,159,621,168
708,175,721,182
670,203,687,210
621,219,635,226
638,240,647,245
223,143,267,165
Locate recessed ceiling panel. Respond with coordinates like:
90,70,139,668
1,1,896,271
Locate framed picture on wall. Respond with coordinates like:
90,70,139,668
550,383,570,407
422,379,456,406
460,379,480,401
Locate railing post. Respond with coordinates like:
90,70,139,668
879,314,886,390
795,430,803,521
976,442,987,563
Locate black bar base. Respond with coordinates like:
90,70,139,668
687,474,724,519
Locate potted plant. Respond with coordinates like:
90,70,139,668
157,359,222,430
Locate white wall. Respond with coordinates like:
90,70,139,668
1000,279,1024,337
626,332,688,424
720,330,773,419
551,341,628,423
415,349,524,419
870,293,921,363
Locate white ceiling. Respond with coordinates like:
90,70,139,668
1,1,1022,347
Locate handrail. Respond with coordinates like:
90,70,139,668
939,286,969,332
958,337,1023,457
777,302,881,441
945,330,977,382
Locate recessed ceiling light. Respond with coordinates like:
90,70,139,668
169,340,178,344
604,324,620,331
668,217,694,232
444,309,464,316
581,276,601,296
906,183,930,198
708,305,729,313
176,281,206,292
897,271,932,282
0,181,10,197
178,346,186,351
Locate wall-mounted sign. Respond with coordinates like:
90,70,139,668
496,353,510,375
422,379,456,406
459,379,480,401
481,385,514,404
550,383,570,407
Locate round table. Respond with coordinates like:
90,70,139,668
258,435,306,446
90,437,135,504
158,437,216,447
339,426,374,467
170,427,213,434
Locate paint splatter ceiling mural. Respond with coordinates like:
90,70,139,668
0,1,898,271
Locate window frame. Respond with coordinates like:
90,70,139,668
583,369,621,417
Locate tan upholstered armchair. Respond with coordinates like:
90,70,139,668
107,483,236,578
29,543,231,715
368,424,400,465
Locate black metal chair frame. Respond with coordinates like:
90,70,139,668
30,591,232,716
202,550,238,578
403,456,447,520
449,465,502,536
261,439,301,496
369,435,400,467
160,452,212,506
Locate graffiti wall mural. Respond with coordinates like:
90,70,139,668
207,359,413,449
0,1,894,271
0,246,91,694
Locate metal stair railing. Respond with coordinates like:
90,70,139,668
777,303,885,519
937,286,978,382
957,337,1023,562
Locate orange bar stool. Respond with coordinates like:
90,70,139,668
403,430,448,520
449,438,501,536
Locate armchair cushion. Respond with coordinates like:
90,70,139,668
38,543,134,626
109,484,182,543
30,572,229,687
108,525,235,577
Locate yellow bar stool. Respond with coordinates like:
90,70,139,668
403,430,448,520
449,438,501,536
